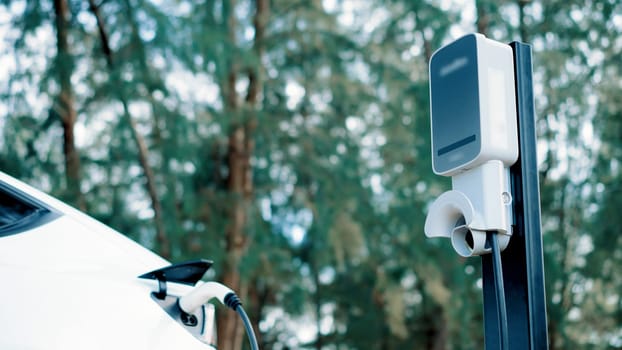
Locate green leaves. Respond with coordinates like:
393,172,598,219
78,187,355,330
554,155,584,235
3,0,622,347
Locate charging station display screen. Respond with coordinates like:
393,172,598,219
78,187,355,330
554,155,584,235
430,34,481,174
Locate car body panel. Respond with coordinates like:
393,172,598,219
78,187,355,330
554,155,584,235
0,172,216,350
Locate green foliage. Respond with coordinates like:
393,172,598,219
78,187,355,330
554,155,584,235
2,0,622,348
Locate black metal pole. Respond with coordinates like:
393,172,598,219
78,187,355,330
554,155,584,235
481,42,549,350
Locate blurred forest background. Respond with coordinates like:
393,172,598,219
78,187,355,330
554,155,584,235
1,0,621,349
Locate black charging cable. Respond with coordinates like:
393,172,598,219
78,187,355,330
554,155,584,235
487,231,509,350
224,293,260,350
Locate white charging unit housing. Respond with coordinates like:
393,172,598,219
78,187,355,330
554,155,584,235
429,33,518,176
424,33,519,257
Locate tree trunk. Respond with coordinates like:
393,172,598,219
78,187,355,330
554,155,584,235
217,0,267,348
548,318,558,349
88,0,170,258
218,120,257,350
245,0,268,347
53,0,86,211
431,316,448,350
312,256,323,350
518,0,529,42
217,0,243,349
247,274,271,348
475,0,489,35
219,122,251,350
122,0,180,256
424,303,448,350
423,38,432,63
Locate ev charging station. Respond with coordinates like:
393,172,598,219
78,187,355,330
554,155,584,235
424,34,548,349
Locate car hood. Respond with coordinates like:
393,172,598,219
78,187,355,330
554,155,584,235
0,173,215,350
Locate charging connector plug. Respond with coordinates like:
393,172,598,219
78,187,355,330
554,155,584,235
179,282,259,350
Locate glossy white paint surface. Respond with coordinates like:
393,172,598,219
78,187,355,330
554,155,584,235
0,172,216,350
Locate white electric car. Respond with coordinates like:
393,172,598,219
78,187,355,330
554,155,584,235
0,171,221,349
